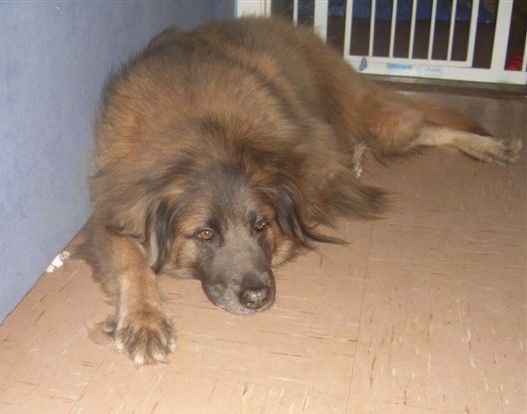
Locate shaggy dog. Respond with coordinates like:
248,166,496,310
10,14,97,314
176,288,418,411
84,18,521,364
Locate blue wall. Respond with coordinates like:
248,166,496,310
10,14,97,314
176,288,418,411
0,1,234,322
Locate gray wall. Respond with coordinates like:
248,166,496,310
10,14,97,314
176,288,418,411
0,1,234,322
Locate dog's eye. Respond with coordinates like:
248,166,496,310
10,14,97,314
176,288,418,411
198,229,214,240
254,219,268,231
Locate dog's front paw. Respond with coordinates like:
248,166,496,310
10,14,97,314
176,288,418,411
115,310,176,364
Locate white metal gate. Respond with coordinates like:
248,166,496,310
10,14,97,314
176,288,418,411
236,0,527,85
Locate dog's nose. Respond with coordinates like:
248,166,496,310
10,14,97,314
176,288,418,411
239,286,270,309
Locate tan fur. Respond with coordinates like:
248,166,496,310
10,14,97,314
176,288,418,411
83,18,521,364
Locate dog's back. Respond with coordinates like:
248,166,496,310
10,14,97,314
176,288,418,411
98,18,520,171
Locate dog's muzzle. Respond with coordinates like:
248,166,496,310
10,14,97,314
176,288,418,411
201,272,275,314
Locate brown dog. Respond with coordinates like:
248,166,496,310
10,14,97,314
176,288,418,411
83,18,521,364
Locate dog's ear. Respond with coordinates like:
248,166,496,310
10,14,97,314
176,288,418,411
143,198,181,273
270,184,308,245
265,183,344,246
104,195,181,274
96,156,193,273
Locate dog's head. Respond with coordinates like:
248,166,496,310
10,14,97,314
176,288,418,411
101,151,318,314
151,163,280,314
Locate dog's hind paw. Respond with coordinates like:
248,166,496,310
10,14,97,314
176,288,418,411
456,134,523,165
482,136,522,164
502,136,523,162
114,310,176,365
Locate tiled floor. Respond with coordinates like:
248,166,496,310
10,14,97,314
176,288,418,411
0,91,525,413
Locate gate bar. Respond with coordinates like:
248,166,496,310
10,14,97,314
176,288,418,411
313,0,329,39
408,0,417,58
389,0,398,58
427,0,438,60
369,0,377,56
343,0,354,57
522,32,527,71
465,0,480,66
491,0,513,71
447,0,458,61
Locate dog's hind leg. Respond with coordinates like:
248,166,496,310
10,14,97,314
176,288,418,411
414,125,522,164
364,95,522,163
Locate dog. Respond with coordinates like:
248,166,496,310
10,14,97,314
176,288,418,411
83,17,521,364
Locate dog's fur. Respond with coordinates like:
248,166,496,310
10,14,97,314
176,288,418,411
83,18,521,364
